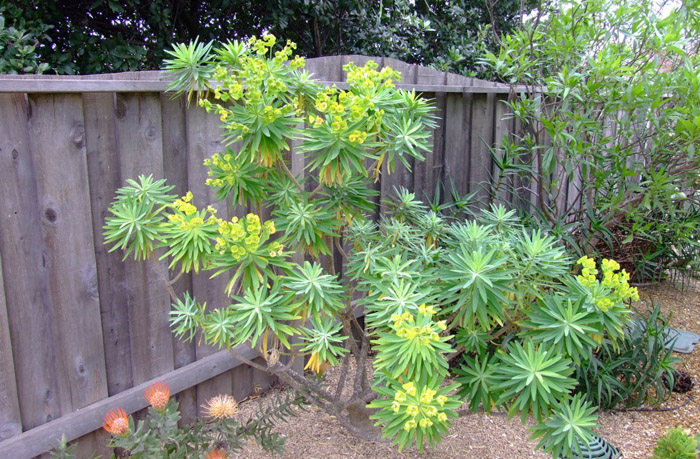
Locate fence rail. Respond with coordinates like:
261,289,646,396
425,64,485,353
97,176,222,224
0,56,529,457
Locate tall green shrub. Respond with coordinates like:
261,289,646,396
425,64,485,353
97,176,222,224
483,0,700,282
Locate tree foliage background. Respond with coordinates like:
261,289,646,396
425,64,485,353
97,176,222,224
0,0,533,75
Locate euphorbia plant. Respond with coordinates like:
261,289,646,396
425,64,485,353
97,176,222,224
103,34,655,455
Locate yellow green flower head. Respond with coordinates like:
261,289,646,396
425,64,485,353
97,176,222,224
420,388,436,404
403,419,417,431
436,395,447,407
601,258,620,272
402,382,417,396
418,304,436,316
437,412,447,422
394,390,406,402
406,405,419,416
401,311,413,322
391,401,400,413
419,418,433,428
425,406,438,417
437,320,447,331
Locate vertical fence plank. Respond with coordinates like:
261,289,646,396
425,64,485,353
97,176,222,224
0,94,61,431
491,95,514,206
160,94,198,424
83,92,135,397
443,75,472,204
469,93,496,209
114,93,174,385
0,252,21,441
28,93,109,415
185,101,235,410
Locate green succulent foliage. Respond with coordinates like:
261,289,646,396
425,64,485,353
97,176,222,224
439,247,513,329
520,294,599,364
299,316,348,366
159,205,219,274
454,323,491,356
169,292,204,343
206,284,299,350
369,377,461,453
494,340,577,423
103,175,175,260
203,148,269,206
319,176,379,221
509,229,570,289
653,427,699,459
454,353,500,414
529,393,599,459
283,261,345,320
208,214,293,294
363,279,429,328
273,200,338,256
372,307,452,385
163,38,215,104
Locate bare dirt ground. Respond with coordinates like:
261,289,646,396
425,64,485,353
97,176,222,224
234,281,700,458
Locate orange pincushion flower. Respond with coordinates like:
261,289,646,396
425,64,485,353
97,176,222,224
144,381,170,411
202,394,239,419
103,408,130,436
205,449,228,459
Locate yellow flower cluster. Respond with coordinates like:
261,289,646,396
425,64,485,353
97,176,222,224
168,192,217,230
343,61,401,91
576,255,598,287
576,256,640,312
173,191,196,216
348,130,367,144
214,213,279,260
248,33,277,56
290,55,305,70
391,306,446,345
391,382,450,431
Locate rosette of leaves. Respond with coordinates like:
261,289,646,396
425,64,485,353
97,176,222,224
369,377,460,452
520,294,599,365
529,393,599,459
159,192,220,274
320,175,379,222
273,200,338,256
372,306,452,385
103,175,175,260
202,283,299,350
439,247,514,329
652,427,699,459
283,261,345,320
203,148,269,206
454,353,501,414
362,279,429,328
494,340,577,423
299,316,348,374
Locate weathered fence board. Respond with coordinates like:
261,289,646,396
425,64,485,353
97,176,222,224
28,93,109,413
0,57,540,457
0,253,21,441
0,93,63,431
83,92,135,397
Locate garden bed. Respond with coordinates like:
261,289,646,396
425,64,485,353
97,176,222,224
233,281,700,458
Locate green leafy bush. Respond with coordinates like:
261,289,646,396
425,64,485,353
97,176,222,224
0,7,49,74
482,0,700,282
103,34,678,456
653,427,699,459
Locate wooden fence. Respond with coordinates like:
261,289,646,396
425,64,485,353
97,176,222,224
0,56,524,458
